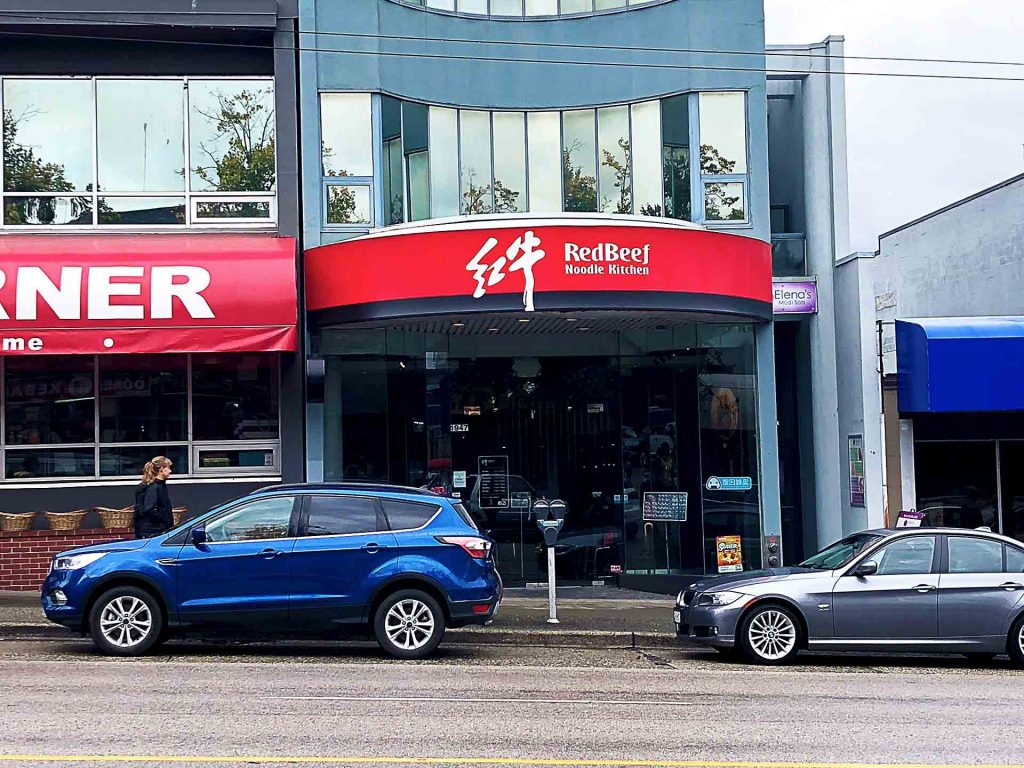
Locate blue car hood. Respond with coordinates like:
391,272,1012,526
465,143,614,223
59,538,152,557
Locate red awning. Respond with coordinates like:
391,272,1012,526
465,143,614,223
0,234,297,356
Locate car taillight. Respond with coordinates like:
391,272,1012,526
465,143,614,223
437,536,492,559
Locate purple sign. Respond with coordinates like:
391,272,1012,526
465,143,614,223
773,281,818,314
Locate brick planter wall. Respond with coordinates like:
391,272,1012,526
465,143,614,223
0,528,134,591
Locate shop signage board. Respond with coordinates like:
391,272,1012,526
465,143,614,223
0,234,297,355
642,492,688,521
305,215,772,321
895,509,925,528
453,471,467,489
716,535,743,573
849,435,866,508
478,455,510,509
705,476,753,491
772,281,818,314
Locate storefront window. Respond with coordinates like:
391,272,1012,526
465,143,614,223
1,76,276,228
0,354,280,481
191,354,279,442
916,441,999,531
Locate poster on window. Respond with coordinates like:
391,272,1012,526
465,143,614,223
849,435,866,508
716,535,743,573
478,455,510,510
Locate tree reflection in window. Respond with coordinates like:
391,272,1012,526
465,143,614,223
701,144,744,221
562,141,597,212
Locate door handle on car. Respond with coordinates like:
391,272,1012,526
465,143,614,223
912,584,937,593
999,582,1024,591
258,548,284,559
362,543,386,554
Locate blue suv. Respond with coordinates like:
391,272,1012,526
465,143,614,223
42,483,502,659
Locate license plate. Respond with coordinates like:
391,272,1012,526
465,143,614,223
673,609,682,624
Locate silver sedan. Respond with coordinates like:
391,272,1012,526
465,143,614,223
675,527,1024,665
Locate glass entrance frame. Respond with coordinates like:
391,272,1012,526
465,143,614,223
314,316,765,586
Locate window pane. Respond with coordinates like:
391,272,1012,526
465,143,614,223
562,109,597,212
597,105,631,214
6,448,95,480
3,79,93,192
194,200,271,220
460,110,492,215
383,138,404,225
1007,546,1024,573
426,0,455,9
326,185,371,225
98,198,186,225
561,0,592,12
189,80,276,192
198,448,275,470
428,107,460,217
948,536,1003,574
407,152,430,222
595,0,626,9
4,197,93,226
998,441,1024,543
492,0,523,13
100,446,188,478
699,92,747,175
98,357,187,442
874,537,936,576
383,499,439,530
660,94,692,220
631,101,662,216
320,92,373,178
206,497,294,542
525,0,557,12
191,353,279,441
5,356,95,445
492,112,526,213
458,0,487,11
306,495,380,536
916,442,999,530
704,181,745,221
527,111,561,212
97,80,185,192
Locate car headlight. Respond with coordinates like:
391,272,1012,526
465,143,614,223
697,590,745,607
52,553,107,571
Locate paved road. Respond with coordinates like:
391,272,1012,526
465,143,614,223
2,639,1023,768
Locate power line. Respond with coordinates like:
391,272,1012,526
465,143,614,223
1,16,1024,83
4,9,1024,69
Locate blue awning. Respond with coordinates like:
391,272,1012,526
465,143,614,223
896,317,1024,413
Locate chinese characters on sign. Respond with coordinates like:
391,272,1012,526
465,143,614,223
716,535,743,573
467,230,546,312
642,492,688,522
849,435,866,508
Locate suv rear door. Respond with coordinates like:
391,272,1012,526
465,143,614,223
288,494,399,631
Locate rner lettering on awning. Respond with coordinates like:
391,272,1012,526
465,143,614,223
0,234,297,355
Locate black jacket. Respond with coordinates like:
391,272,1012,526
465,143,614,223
134,480,173,535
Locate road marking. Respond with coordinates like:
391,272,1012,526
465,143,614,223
263,695,694,706
1,758,1023,768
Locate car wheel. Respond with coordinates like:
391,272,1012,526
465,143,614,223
738,604,801,665
374,589,445,660
88,586,164,657
1009,614,1024,666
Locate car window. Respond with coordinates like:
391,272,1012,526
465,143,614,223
948,536,1003,574
799,532,883,570
452,502,480,530
205,496,295,543
382,499,439,530
304,495,381,536
873,536,937,576
1006,546,1024,574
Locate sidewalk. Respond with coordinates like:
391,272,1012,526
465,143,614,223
0,586,679,649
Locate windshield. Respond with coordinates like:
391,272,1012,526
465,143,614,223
799,532,884,571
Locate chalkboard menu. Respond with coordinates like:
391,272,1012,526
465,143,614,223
642,492,688,522
478,455,510,509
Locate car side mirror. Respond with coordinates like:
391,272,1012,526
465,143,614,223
854,560,877,577
191,525,208,546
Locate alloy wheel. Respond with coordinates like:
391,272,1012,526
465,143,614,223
99,596,153,649
384,598,436,651
747,608,797,661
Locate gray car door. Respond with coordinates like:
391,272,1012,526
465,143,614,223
939,536,1024,644
832,535,939,640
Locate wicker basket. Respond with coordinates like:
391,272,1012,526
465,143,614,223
44,510,88,531
96,506,134,529
172,507,189,526
0,512,37,532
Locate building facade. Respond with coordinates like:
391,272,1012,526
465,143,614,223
0,1,306,524
837,173,1024,544
298,0,854,589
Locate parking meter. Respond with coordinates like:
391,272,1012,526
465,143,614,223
533,498,567,624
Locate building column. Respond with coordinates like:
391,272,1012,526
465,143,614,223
756,322,783,562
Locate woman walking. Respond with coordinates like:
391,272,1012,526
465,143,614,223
134,456,174,539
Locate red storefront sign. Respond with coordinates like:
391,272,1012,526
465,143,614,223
0,234,297,355
306,217,771,321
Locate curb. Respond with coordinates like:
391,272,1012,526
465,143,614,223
0,623,680,649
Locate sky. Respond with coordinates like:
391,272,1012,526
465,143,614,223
765,0,1024,252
